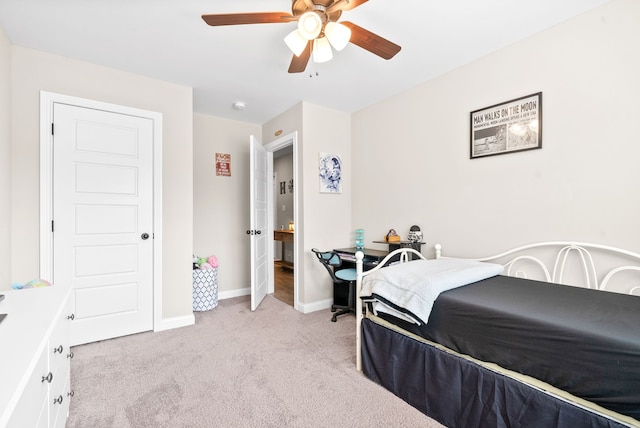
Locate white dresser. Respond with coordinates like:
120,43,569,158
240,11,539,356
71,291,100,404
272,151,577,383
0,286,73,428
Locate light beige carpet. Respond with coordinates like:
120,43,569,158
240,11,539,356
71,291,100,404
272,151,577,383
66,294,442,427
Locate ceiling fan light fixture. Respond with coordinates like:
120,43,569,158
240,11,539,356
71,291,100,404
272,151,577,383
312,37,333,63
284,30,308,56
324,22,351,51
297,11,322,40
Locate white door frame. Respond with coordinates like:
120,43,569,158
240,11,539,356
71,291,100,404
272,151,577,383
265,132,300,311
39,91,164,331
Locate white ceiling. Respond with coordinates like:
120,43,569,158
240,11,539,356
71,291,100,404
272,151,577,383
0,0,610,124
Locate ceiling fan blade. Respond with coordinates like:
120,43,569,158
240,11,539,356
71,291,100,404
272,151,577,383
302,0,316,10
345,0,369,10
327,0,368,13
202,12,296,26
288,41,312,73
341,21,401,60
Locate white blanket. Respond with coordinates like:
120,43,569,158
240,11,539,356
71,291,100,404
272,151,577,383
360,258,504,325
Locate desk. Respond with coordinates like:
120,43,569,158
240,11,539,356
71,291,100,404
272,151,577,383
333,247,388,269
332,248,388,308
274,230,294,270
372,240,425,260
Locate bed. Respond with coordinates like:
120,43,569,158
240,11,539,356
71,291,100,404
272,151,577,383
354,242,640,428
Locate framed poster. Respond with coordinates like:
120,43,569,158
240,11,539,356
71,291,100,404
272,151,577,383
470,92,542,159
319,152,342,193
216,153,231,176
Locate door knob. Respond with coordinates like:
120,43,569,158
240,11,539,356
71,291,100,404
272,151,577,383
141,233,149,240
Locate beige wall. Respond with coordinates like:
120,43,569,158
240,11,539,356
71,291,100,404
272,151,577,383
9,46,194,320
264,102,352,308
0,27,10,288
194,105,351,309
192,112,261,296
352,0,640,258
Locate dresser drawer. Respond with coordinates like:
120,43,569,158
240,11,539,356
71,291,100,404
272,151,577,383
49,358,71,428
0,287,72,428
7,348,48,428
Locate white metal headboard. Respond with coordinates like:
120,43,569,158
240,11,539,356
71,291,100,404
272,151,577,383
435,242,640,295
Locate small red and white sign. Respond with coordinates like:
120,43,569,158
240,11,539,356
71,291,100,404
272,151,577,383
216,153,231,177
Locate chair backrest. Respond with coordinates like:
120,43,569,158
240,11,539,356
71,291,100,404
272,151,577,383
311,248,344,282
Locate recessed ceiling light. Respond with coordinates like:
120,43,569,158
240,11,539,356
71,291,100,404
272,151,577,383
232,101,246,110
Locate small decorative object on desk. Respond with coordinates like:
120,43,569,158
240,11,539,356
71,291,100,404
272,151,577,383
407,225,423,243
384,229,400,243
355,229,365,250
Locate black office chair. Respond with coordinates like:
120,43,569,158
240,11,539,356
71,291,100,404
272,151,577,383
311,248,357,322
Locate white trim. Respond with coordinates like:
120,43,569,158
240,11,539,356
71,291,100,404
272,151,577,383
154,314,195,332
298,298,332,314
39,91,164,333
219,287,250,300
264,132,301,311
217,289,331,313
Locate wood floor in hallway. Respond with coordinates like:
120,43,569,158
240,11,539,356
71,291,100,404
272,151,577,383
273,261,294,306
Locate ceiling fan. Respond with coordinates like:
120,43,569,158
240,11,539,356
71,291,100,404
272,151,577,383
202,0,401,73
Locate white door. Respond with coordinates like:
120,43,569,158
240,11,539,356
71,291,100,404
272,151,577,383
53,103,154,345
250,135,269,310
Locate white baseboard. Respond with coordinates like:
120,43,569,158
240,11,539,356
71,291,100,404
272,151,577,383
218,287,250,300
154,313,195,332
217,287,332,315
298,298,332,314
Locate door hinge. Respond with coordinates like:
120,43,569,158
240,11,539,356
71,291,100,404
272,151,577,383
51,220,54,232
51,123,54,136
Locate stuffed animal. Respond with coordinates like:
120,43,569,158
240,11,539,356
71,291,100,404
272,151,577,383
193,254,219,269
12,279,52,290
207,255,219,268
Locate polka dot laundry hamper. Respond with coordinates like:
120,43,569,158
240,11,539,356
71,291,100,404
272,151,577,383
192,268,218,311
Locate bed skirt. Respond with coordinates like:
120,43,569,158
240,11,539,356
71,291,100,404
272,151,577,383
361,318,632,428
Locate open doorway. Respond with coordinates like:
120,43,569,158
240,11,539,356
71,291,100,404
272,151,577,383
273,146,294,306
264,132,299,310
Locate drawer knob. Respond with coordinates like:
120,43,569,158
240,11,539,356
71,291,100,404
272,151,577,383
53,395,63,405
67,351,75,359
54,345,64,354
41,372,53,383
67,390,75,398
67,313,75,320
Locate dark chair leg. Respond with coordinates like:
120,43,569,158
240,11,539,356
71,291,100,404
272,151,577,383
331,308,351,322
330,281,356,322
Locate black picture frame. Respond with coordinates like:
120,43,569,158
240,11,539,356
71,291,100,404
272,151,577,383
470,92,542,159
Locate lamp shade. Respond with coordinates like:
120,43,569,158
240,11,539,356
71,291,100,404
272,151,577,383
284,30,308,56
297,11,322,40
325,22,351,51
313,37,333,63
